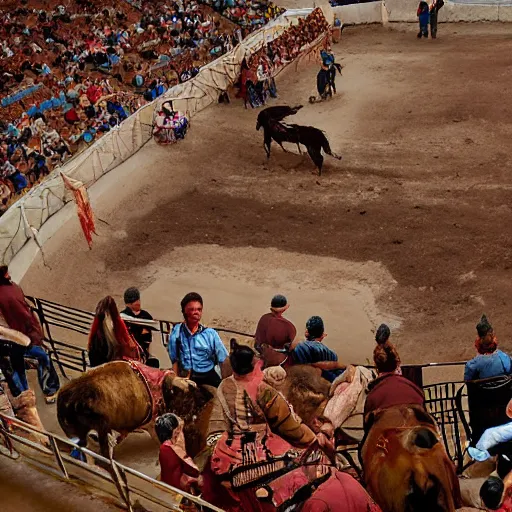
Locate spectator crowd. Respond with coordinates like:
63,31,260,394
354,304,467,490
0,0,285,215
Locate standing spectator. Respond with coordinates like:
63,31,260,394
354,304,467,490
417,1,430,39
254,294,296,352
168,292,229,388
429,0,444,39
289,316,345,383
0,265,60,404
121,287,157,364
464,315,512,382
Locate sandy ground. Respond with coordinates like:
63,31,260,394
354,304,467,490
22,23,512,368
7,22,512,509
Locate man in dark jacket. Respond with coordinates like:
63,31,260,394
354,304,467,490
0,265,60,403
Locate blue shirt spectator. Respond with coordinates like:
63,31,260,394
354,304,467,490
464,314,512,381
290,316,345,383
168,323,228,374
464,350,512,382
168,292,229,388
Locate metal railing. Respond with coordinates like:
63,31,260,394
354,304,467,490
0,411,222,512
23,296,471,472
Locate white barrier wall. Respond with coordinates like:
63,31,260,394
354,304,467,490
333,2,382,24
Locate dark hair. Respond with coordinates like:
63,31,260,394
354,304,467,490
375,324,390,344
155,413,180,444
477,314,493,338
230,338,255,375
480,476,504,510
180,292,203,314
124,287,140,305
306,316,324,340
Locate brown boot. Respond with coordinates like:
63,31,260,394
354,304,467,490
11,389,49,446
0,388,15,418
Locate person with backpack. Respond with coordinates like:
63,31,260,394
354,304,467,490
168,292,229,387
417,1,430,39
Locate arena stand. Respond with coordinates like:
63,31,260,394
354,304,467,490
24,295,472,474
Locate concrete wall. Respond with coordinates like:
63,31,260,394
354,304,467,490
333,2,383,24
384,0,512,22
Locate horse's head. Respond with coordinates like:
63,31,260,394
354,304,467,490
256,111,265,131
362,406,461,512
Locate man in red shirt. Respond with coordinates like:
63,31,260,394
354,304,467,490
0,265,60,403
254,294,296,352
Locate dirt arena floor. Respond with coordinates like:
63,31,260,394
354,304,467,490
8,21,512,511
23,23,512,365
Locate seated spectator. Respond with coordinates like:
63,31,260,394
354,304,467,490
254,294,296,352
468,398,512,462
155,412,201,494
289,316,345,383
121,287,155,361
88,296,143,367
465,315,512,382
364,324,425,428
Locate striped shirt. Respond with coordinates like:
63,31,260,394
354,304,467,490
291,340,342,382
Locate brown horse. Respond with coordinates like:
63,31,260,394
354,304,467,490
361,405,461,512
57,361,214,459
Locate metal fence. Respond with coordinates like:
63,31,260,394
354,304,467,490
0,411,222,512
23,296,470,473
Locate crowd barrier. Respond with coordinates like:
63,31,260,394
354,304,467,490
0,412,223,512
25,295,470,472
328,0,512,25
0,6,331,273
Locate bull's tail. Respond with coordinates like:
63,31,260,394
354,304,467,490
319,132,342,161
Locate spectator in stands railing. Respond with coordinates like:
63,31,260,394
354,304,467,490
363,324,424,430
289,316,346,383
254,294,296,353
168,292,229,387
0,265,60,404
122,287,155,362
464,315,512,382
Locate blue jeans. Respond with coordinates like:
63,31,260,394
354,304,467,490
0,343,27,397
24,345,60,396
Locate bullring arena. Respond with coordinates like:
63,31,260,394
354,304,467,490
2,0,512,511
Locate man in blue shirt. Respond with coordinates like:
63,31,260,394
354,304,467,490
168,292,229,387
290,316,345,383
